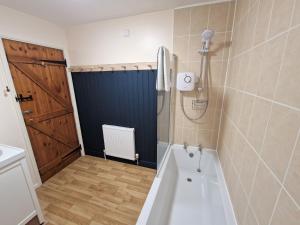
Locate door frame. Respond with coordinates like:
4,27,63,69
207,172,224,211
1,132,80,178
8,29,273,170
0,35,85,188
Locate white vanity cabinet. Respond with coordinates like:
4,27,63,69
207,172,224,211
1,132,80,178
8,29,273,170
0,145,44,225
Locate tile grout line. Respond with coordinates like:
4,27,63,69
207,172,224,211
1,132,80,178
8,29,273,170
288,0,297,28
218,2,300,224
270,32,290,101
227,86,300,113
177,59,229,63
209,2,233,148
225,112,260,206
230,20,300,61
223,125,260,225
175,0,232,10
235,0,260,28
241,93,273,214
267,125,300,225
225,112,300,210
267,188,283,225
265,0,275,40
180,7,193,143
269,0,296,106
174,30,231,39
215,0,238,152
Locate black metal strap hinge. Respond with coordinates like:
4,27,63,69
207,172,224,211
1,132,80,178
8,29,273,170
15,94,33,103
41,59,67,67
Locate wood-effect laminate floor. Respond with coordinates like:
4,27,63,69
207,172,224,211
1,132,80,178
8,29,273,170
36,156,156,225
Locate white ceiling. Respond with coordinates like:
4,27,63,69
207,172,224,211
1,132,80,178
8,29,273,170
0,0,217,26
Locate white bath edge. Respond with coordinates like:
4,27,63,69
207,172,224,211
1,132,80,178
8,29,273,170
215,149,238,225
156,143,172,176
136,144,172,225
136,144,238,225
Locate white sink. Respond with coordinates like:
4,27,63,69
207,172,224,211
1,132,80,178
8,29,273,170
0,144,44,225
0,145,25,169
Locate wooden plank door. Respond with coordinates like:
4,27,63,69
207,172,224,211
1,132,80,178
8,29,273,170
3,39,81,182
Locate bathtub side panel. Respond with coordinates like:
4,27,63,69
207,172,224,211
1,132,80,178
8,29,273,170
146,152,178,225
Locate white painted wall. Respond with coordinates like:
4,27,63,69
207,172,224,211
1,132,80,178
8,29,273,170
0,6,174,187
66,10,174,66
0,5,75,187
0,6,68,49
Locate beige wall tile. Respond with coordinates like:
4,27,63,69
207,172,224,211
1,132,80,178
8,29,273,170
243,206,259,225
239,142,259,195
236,52,249,90
182,106,214,130
174,104,184,127
257,33,287,99
268,0,295,38
174,36,189,62
247,98,272,153
209,32,226,61
270,190,300,225
227,57,240,88
210,61,225,87
218,0,300,224
211,130,219,149
174,8,190,36
238,93,255,136
177,61,189,73
219,145,230,170
188,61,202,79
231,131,246,173
223,31,233,59
225,161,239,197
197,129,212,148
214,86,225,113
235,0,250,23
208,2,229,32
261,104,300,181
217,117,231,152
285,137,300,206
223,122,237,158
213,92,225,131
292,0,300,26
274,27,300,108
190,5,209,35
243,3,259,51
173,2,233,148
231,180,248,224
226,2,236,32
188,34,202,61
250,162,281,225
253,0,274,45
244,45,265,94
182,127,198,146
174,125,183,144
230,91,243,125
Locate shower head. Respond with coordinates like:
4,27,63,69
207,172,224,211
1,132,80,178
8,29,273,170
202,29,215,41
201,29,215,50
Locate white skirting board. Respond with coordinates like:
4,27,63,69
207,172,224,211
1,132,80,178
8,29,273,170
102,124,137,161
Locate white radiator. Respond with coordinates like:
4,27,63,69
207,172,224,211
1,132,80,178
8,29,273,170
102,124,136,161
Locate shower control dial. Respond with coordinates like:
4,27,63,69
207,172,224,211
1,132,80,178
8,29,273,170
184,74,192,83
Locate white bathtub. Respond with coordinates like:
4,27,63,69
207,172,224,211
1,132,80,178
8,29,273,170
136,144,237,225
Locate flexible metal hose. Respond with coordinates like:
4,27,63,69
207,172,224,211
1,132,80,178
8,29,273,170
180,51,210,123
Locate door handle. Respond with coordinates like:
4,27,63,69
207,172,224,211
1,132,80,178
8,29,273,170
22,109,33,115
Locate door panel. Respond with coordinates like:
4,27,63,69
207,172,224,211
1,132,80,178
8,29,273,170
3,39,80,181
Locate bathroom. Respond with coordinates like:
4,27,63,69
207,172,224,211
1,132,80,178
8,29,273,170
0,0,299,224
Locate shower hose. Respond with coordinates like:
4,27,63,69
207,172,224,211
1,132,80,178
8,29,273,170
180,51,210,123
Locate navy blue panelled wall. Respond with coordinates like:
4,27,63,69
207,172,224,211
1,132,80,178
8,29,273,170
72,70,157,168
